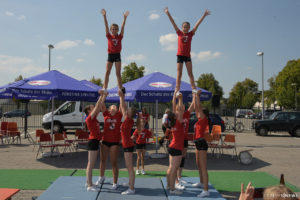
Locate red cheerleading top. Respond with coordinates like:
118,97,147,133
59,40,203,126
133,128,152,144
183,110,190,140
176,30,194,57
121,117,134,148
106,33,123,54
195,117,209,139
85,114,101,140
103,110,123,143
142,113,150,122
169,120,185,151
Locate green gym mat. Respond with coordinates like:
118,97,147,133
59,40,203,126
0,169,299,192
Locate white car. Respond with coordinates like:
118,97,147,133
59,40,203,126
43,101,104,132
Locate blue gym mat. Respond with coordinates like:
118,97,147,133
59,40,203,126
37,176,99,200
98,177,167,200
161,177,226,200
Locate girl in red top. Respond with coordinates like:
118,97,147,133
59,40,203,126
166,90,185,195
132,119,152,175
100,9,129,94
84,93,107,192
175,93,195,190
119,90,137,195
192,90,210,198
96,98,123,190
164,7,210,93
141,107,150,129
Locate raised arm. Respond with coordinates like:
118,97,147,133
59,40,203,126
118,90,127,116
101,9,109,35
120,11,129,36
164,7,179,32
194,90,205,119
187,94,196,113
192,9,210,34
91,93,107,119
172,90,177,112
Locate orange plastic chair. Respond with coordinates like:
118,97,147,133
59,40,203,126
54,133,72,154
211,125,222,135
36,133,56,159
7,122,21,144
204,133,221,157
33,129,45,151
0,122,8,136
0,188,20,200
221,134,238,159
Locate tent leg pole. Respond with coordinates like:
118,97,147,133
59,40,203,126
155,99,158,154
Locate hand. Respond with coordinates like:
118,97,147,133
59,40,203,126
197,89,202,95
118,89,123,97
98,89,104,95
204,9,211,16
239,182,254,200
164,7,169,14
124,11,129,17
101,9,106,16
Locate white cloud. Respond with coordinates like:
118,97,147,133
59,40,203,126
149,13,160,20
17,15,26,20
56,56,64,60
55,40,79,49
159,33,177,51
126,54,146,61
76,58,84,62
5,11,14,16
0,55,46,75
191,51,221,61
84,39,95,46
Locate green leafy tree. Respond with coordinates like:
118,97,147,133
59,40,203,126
196,73,224,108
121,62,145,84
228,78,259,108
90,76,103,87
275,59,300,109
264,76,277,108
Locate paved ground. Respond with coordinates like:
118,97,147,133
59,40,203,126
1,131,300,200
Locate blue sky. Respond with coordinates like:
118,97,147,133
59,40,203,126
1,0,300,97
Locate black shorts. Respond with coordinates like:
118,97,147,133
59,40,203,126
177,55,191,63
168,147,182,156
184,140,188,148
123,146,135,152
136,143,146,149
102,141,120,148
87,139,100,151
108,53,121,63
194,138,208,151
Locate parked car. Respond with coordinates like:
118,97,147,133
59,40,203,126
236,109,254,118
263,109,281,119
43,101,104,132
3,109,31,118
254,111,300,137
189,112,225,133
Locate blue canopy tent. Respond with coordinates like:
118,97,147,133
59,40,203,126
106,72,212,158
0,70,100,153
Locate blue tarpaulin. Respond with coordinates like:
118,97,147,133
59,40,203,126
106,72,212,102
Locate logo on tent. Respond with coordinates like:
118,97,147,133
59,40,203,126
149,82,172,88
28,80,51,86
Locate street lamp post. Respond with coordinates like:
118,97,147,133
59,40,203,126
48,44,54,71
292,83,297,110
257,51,264,119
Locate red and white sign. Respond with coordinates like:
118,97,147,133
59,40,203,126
149,82,172,88
28,80,51,86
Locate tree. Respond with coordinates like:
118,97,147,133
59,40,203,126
90,76,103,87
275,59,300,109
228,78,259,108
121,62,145,84
264,76,277,108
13,75,23,108
196,73,224,108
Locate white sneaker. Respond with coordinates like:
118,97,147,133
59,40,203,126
95,176,105,186
141,170,146,175
170,189,183,195
136,170,140,175
85,183,98,188
197,190,210,198
111,183,118,190
192,182,203,188
178,178,187,184
192,89,198,94
121,188,135,195
175,183,185,190
87,185,100,192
